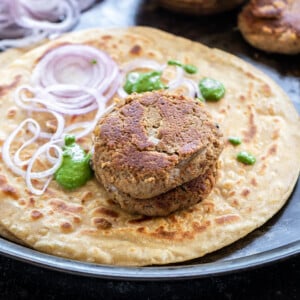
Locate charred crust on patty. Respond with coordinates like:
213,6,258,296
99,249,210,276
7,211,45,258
92,91,224,201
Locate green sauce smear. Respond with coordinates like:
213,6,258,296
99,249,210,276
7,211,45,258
199,78,225,101
167,60,198,74
228,136,242,146
124,71,167,94
55,135,93,190
237,151,256,165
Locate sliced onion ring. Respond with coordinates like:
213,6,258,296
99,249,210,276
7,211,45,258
0,0,96,49
31,44,120,106
2,118,40,177
25,141,63,195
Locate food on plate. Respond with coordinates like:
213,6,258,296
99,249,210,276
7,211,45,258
0,49,30,244
0,27,299,266
236,151,256,165
92,91,223,215
55,135,93,190
238,0,300,54
199,78,226,101
93,91,223,199
0,0,97,50
228,136,242,146
158,0,245,15
102,161,218,217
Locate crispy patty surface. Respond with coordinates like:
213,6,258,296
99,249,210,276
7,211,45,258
238,0,300,54
104,162,218,216
92,91,223,199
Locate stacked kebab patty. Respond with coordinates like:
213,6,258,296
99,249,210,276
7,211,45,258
92,91,224,216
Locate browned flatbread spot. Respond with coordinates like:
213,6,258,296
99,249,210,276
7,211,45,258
0,75,21,98
0,174,19,199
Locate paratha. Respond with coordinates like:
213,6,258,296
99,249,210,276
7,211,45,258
0,48,32,245
0,27,299,266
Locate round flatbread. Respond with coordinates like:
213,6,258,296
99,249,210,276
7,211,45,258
0,27,299,266
0,48,32,245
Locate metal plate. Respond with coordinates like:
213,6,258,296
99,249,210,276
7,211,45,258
0,0,299,280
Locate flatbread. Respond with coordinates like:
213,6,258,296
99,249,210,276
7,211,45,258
0,27,299,266
0,48,32,245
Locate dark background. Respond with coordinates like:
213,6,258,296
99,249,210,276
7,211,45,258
0,254,299,299
1,0,299,299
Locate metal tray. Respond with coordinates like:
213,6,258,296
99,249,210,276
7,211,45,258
0,0,299,280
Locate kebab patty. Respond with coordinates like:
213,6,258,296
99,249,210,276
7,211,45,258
92,91,223,202
238,0,300,54
104,161,218,216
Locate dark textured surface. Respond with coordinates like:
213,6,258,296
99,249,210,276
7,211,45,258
0,254,299,299
0,0,299,298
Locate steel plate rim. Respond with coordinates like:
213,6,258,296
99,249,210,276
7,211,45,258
0,237,299,280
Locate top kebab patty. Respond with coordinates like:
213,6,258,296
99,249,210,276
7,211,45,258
92,91,223,199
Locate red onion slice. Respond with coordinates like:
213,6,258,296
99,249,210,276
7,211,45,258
0,0,96,49
64,93,106,139
31,44,120,105
16,84,104,116
179,78,201,98
14,85,66,139
3,43,121,195
13,122,41,167
25,141,63,195
11,0,79,32
26,111,65,140
2,118,40,178
120,59,163,74
76,0,97,11
2,117,63,195
0,30,47,49
167,66,185,90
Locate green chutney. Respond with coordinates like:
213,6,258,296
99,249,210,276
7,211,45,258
124,71,167,94
55,135,93,189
